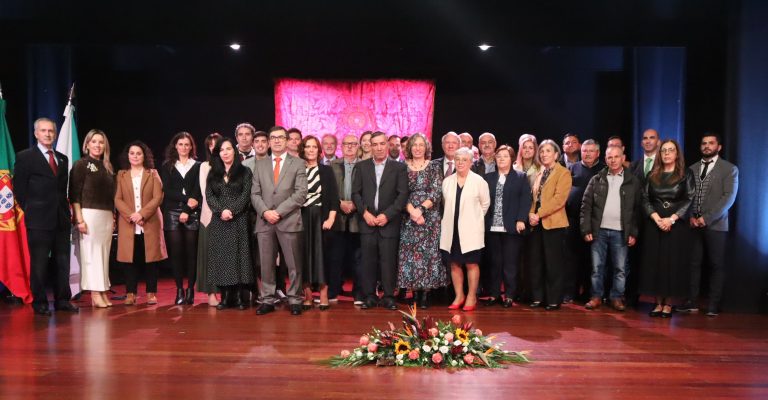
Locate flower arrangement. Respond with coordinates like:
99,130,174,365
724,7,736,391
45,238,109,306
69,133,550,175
326,307,530,368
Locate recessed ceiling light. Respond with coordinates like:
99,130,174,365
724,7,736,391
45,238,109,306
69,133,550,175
478,44,492,51
230,43,241,51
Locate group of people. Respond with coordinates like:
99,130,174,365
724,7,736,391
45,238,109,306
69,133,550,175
13,118,738,318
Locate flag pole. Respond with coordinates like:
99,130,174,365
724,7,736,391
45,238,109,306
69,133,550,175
0,80,4,99
68,82,75,104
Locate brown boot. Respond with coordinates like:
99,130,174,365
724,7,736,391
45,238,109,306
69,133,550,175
584,297,601,310
124,293,136,306
611,298,626,311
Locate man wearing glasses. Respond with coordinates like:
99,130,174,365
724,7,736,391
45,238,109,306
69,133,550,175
251,126,308,315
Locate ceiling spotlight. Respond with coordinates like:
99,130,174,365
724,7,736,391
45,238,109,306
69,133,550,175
478,44,492,51
230,43,241,51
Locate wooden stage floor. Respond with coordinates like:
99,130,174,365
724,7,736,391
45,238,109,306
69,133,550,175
2,281,767,400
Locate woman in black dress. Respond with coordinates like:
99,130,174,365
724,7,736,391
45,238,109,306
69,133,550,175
206,137,254,310
299,136,339,310
640,139,695,318
160,132,202,305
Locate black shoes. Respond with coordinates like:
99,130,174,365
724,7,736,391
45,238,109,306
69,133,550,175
677,301,699,313
483,297,502,307
290,304,302,315
256,304,275,315
318,304,330,311
184,288,195,305
415,291,429,309
361,297,378,310
54,301,79,313
32,304,51,316
529,301,542,308
649,304,663,317
380,297,398,310
174,288,185,305
545,304,561,311
502,298,514,308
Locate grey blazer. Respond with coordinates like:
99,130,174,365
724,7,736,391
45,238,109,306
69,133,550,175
250,153,308,233
688,158,739,232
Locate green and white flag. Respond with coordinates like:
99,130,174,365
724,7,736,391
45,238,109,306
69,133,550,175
55,100,80,173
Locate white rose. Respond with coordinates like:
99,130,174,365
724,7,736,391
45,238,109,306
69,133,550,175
396,354,404,361
367,354,375,360
422,345,431,353
474,337,480,342
355,350,363,357
451,360,458,367
463,346,468,353
397,359,404,365
439,346,449,354
443,339,449,345
453,340,462,346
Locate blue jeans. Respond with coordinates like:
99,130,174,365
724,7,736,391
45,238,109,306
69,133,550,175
590,229,629,300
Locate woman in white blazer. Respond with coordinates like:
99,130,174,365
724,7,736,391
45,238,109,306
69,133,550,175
440,148,491,311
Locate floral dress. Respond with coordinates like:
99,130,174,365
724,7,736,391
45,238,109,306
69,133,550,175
397,161,449,289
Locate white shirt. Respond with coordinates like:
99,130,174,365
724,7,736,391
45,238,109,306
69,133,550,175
132,173,144,234
271,152,286,170
175,158,195,195
700,155,719,178
37,143,58,165
443,157,455,176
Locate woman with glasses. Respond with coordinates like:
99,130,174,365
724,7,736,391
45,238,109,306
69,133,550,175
640,140,695,318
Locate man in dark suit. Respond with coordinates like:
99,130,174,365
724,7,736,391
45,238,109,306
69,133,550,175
430,131,461,181
251,126,308,316
329,134,362,304
352,131,409,310
629,128,660,181
13,118,78,315
678,133,739,317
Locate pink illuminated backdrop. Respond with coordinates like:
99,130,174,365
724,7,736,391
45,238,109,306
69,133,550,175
275,79,435,154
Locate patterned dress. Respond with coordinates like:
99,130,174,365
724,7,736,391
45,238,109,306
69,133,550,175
206,167,254,287
302,165,326,285
397,162,449,289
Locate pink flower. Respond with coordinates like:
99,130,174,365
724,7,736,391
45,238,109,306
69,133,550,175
451,314,462,325
463,354,475,364
340,350,350,358
359,336,370,346
408,349,420,360
474,329,483,336
428,327,439,337
367,343,378,353
444,332,455,342
431,352,443,364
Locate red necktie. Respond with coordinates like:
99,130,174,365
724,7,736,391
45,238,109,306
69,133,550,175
273,157,281,185
47,150,58,175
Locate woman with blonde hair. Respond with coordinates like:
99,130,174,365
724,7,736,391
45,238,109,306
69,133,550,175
70,129,116,308
514,133,540,188
527,139,572,311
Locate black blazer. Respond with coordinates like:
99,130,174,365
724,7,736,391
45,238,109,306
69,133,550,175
316,164,340,220
351,158,409,238
629,158,647,183
159,161,202,214
13,147,70,230
484,170,532,235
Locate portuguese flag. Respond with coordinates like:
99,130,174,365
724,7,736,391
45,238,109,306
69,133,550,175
0,98,32,303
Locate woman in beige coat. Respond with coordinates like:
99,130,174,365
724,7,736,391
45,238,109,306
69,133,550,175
114,141,167,305
440,148,491,311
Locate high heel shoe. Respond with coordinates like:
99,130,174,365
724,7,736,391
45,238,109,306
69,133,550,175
649,304,663,317
462,303,476,311
174,288,185,305
147,293,158,305
661,304,673,318
319,304,330,311
184,287,195,305
91,292,108,308
124,293,136,306
101,292,113,307
448,300,465,310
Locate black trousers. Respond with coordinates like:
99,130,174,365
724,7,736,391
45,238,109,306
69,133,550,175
564,220,591,299
123,234,159,294
166,227,197,289
360,231,398,299
689,228,727,307
326,230,361,299
487,232,524,298
27,228,72,306
529,226,566,305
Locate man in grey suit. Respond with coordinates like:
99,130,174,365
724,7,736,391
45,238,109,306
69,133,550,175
242,130,269,304
352,131,409,310
251,126,308,315
678,133,739,317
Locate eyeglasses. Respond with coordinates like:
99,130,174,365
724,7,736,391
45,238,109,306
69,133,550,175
342,142,359,147
270,135,287,141
660,148,676,153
